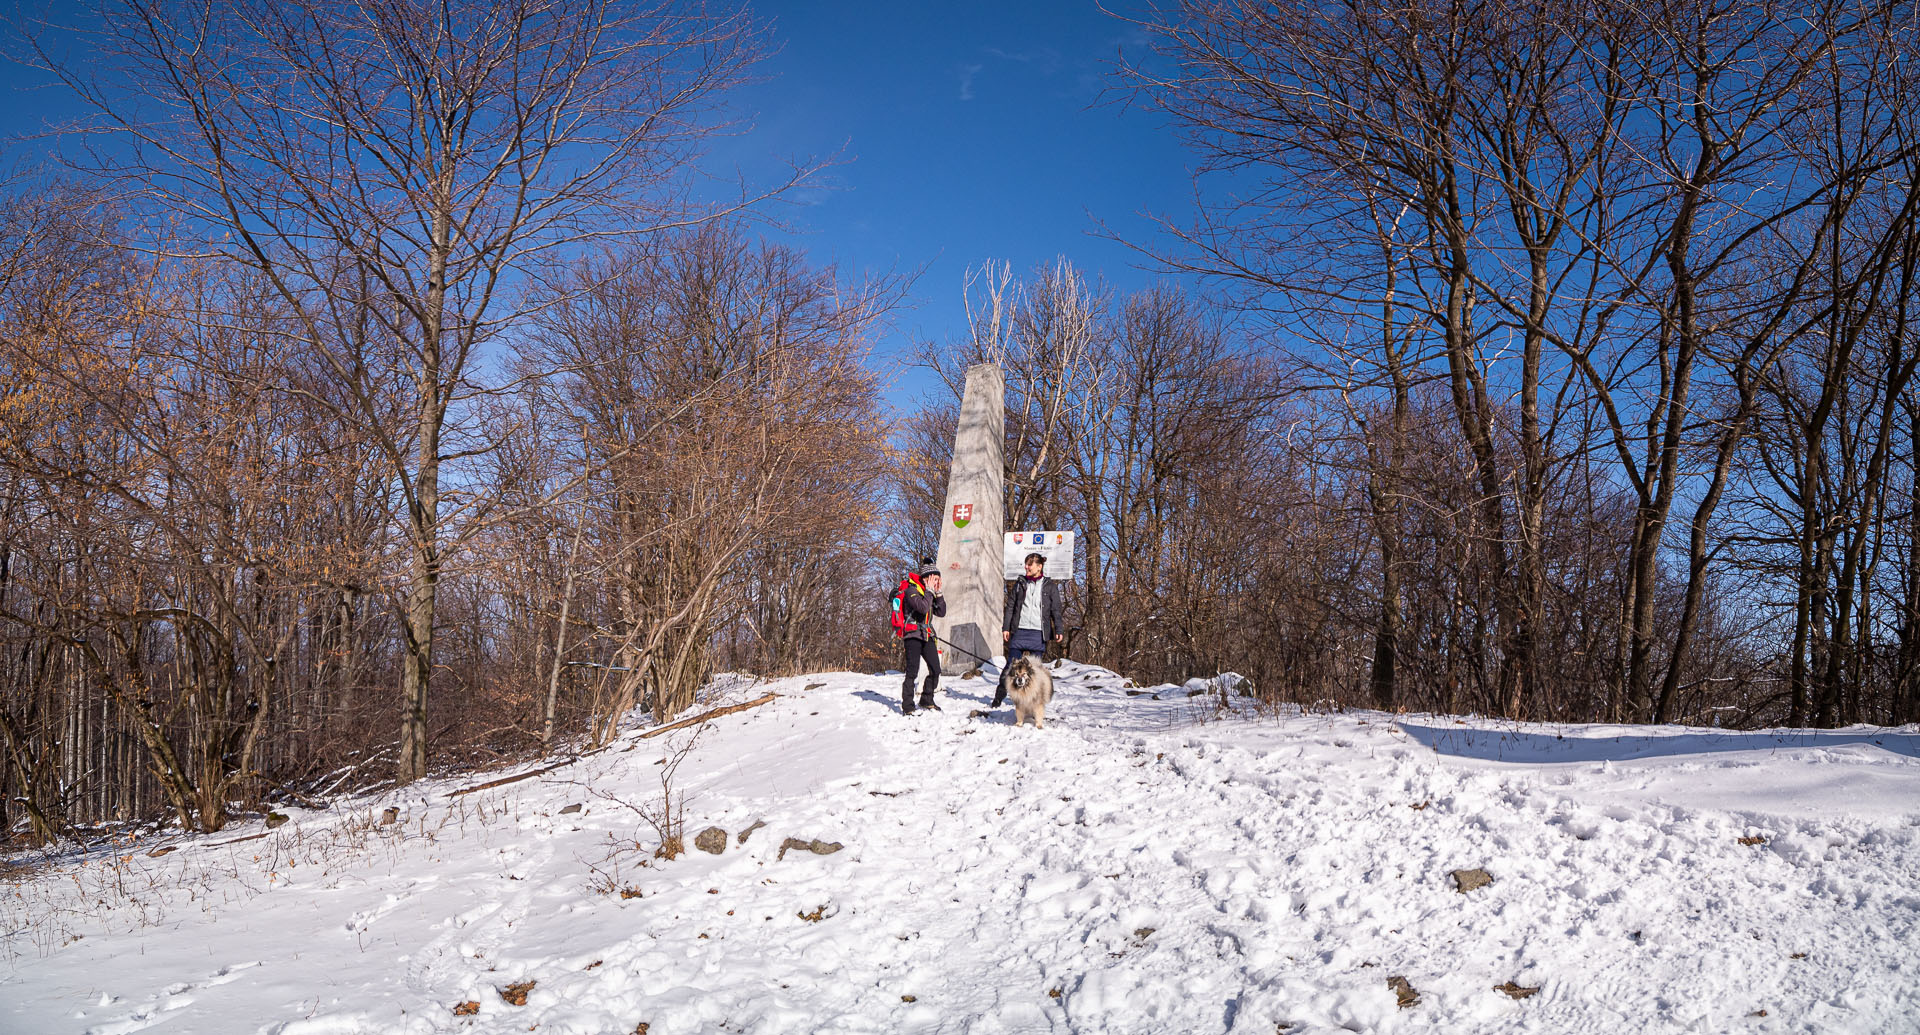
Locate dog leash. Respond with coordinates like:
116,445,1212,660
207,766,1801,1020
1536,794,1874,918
929,631,1057,669
929,631,996,668
932,631,1076,690
914,626,1078,693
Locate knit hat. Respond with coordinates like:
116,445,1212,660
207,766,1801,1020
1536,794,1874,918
918,558,942,580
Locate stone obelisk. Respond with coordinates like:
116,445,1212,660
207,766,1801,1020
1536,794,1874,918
934,363,1005,671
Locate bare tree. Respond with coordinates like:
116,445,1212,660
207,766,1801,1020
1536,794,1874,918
49,0,792,782
1119,0,1920,725
525,224,896,742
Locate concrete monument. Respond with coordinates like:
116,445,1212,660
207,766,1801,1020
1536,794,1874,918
934,363,1005,670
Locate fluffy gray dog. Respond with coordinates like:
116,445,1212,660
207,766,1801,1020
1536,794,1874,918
1003,655,1054,729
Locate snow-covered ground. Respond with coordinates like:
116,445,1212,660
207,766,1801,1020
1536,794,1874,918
5,662,1919,1034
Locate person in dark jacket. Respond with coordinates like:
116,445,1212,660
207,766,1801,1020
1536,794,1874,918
899,560,948,714
994,552,1064,707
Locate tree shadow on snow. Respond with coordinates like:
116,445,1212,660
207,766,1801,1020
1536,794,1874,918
1396,721,1920,764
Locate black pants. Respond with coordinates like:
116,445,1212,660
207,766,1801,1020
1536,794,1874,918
901,636,940,704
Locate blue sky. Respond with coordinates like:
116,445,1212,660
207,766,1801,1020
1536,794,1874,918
0,1,1204,412
727,2,1201,408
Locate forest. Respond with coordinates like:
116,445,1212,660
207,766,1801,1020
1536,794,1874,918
3,0,1918,841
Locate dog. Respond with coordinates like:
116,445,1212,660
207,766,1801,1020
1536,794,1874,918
1003,655,1054,729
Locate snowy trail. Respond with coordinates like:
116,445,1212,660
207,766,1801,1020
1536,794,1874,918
5,664,1919,1034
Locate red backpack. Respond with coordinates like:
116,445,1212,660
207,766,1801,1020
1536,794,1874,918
888,573,926,637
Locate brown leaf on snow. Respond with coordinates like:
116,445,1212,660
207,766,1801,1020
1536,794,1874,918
1387,976,1420,1009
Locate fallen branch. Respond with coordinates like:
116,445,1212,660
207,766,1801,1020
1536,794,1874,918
449,760,575,798
639,693,779,740
441,736,632,799
442,695,775,797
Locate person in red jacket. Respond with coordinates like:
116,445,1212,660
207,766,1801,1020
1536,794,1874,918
896,559,947,714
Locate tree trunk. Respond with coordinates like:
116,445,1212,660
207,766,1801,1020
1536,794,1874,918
1654,390,1753,722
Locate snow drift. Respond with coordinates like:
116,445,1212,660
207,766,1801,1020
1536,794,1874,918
5,661,1918,1033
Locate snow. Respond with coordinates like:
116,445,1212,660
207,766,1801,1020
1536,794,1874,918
5,660,1919,1034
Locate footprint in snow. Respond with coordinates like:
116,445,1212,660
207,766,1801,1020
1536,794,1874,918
203,961,262,986
343,881,434,932
82,961,260,1035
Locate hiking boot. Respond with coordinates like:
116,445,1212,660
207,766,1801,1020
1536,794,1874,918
901,692,916,715
991,687,1006,708
918,694,941,711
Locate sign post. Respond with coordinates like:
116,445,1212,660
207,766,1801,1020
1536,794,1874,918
1003,531,1075,580
933,364,1005,668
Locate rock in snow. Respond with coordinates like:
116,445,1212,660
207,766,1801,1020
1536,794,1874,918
1451,867,1494,893
5,659,1920,1034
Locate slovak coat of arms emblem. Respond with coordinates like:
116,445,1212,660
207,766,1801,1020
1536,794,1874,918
952,503,973,528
